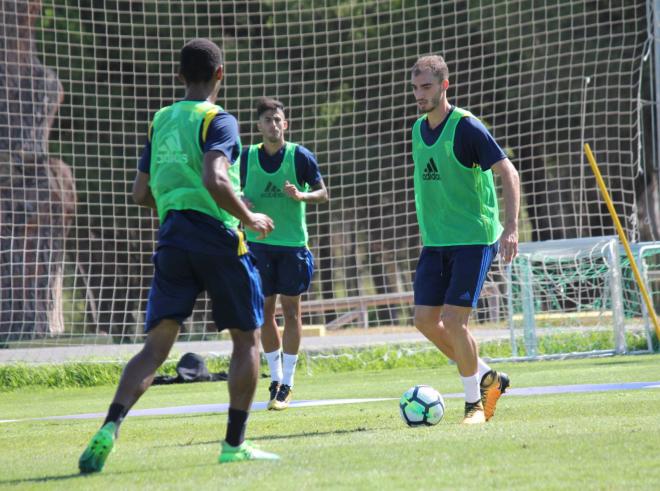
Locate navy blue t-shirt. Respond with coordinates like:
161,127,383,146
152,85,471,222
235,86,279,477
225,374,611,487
420,106,506,171
138,106,243,256
239,144,322,189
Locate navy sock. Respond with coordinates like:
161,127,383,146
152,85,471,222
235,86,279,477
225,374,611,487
103,403,127,435
225,408,249,447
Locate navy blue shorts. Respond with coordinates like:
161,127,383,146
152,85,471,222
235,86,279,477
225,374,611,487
145,247,264,332
413,242,499,308
250,246,314,297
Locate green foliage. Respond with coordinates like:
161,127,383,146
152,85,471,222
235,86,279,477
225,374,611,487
530,330,652,356
0,362,124,391
3,330,655,391
301,344,448,373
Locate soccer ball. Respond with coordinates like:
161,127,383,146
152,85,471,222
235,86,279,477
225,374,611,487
399,385,445,427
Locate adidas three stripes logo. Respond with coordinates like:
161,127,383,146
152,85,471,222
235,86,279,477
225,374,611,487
261,181,283,197
422,158,440,180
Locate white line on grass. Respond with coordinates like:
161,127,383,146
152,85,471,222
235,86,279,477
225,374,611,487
2,381,658,424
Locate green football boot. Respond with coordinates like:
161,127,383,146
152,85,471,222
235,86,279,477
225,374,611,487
78,422,116,474
218,440,280,463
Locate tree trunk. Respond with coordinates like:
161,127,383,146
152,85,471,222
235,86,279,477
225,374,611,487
637,171,660,242
0,1,76,343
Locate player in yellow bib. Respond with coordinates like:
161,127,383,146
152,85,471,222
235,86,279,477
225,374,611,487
78,39,279,472
241,97,328,410
410,55,520,424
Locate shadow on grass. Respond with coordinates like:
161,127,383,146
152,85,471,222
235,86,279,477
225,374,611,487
2,428,373,485
0,461,229,486
252,426,371,441
155,426,372,448
0,473,82,486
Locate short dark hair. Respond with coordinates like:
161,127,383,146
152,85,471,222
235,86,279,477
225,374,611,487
411,55,449,82
179,38,223,84
255,97,285,118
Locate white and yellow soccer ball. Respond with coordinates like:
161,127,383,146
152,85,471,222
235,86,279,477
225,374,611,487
399,385,445,427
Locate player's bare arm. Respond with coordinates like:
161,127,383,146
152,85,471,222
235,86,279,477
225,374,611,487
491,158,520,263
131,170,156,209
241,196,254,209
203,150,274,239
283,179,328,203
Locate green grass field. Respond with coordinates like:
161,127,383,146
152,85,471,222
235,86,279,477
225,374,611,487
1,355,659,490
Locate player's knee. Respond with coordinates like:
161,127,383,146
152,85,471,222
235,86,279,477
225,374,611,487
263,296,278,317
141,344,170,367
440,311,469,333
279,298,301,325
230,328,260,351
281,308,299,326
414,312,437,333
414,319,433,334
142,320,178,365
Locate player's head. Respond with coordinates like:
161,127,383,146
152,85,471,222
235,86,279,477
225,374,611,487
256,97,288,144
179,38,224,92
410,55,450,113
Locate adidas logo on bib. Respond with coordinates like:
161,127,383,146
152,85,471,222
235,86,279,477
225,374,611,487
422,158,440,180
261,181,283,198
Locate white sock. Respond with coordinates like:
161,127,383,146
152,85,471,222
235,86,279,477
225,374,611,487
478,358,492,380
264,350,282,383
281,353,299,387
460,373,481,404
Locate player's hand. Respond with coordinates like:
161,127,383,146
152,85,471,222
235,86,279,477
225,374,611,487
241,196,255,209
499,224,518,264
245,212,274,240
283,180,305,201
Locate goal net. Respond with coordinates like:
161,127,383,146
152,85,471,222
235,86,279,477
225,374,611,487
1,0,657,363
